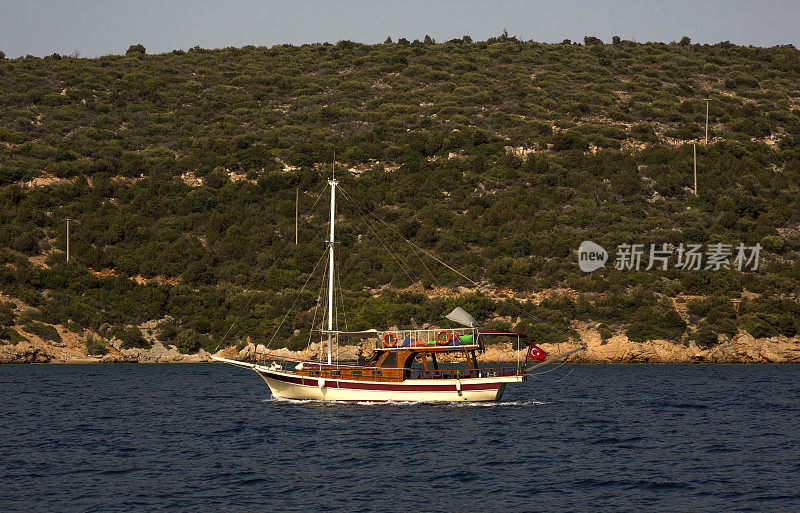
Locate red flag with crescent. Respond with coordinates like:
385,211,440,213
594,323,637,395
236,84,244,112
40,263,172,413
527,343,547,362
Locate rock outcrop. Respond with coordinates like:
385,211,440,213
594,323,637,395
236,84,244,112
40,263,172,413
233,341,363,363
0,343,53,364
121,343,212,363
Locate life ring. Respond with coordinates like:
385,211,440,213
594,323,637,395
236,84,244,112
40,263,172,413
436,330,452,345
383,332,397,347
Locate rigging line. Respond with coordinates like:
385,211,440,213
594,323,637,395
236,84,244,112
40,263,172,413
525,343,587,372
343,193,584,346
337,186,434,285
338,185,475,286
219,181,330,352
316,251,330,363
403,237,442,288
336,209,414,285
340,187,441,289
330,251,338,365
338,186,578,343
336,188,419,284
266,247,328,350
531,365,575,382
529,359,570,377
305,184,328,219
216,236,293,350
344,202,419,283
335,253,348,332
307,253,328,348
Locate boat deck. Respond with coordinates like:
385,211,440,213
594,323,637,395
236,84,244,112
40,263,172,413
260,358,524,383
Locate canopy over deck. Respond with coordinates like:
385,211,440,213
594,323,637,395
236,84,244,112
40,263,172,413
477,330,529,339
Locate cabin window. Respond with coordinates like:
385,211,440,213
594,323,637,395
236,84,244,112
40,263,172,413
352,370,362,376
331,370,340,376
374,370,382,376
380,352,397,368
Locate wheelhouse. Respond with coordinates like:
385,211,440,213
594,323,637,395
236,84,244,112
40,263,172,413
258,327,531,383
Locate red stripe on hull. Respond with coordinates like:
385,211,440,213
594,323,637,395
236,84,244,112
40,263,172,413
257,370,501,392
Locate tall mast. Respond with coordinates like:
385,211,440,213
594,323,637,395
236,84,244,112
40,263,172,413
326,162,337,365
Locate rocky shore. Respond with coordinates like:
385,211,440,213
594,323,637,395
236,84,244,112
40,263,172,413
2,330,799,365
213,333,800,365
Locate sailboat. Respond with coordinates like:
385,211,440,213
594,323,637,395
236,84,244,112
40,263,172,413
212,174,585,402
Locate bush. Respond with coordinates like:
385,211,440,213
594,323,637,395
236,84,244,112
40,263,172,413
66,320,83,333
737,314,778,339
626,306,686,342
175,328,211,354
0,301,14,326
85,334,108,356
551,132,588,151
692,326,719,348
1,327,27,345
113,326,150,349
126,44,146,56
598,323,613,342
204,168,229,189
23,322,61,343
156,319,178,342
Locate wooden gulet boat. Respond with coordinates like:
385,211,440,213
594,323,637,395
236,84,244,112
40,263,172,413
214,327,535,402
212,176,585,402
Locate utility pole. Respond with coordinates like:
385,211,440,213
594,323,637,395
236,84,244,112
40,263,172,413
295,188,299,245
693,142,698,196
65,218,77,261
702,98,711,145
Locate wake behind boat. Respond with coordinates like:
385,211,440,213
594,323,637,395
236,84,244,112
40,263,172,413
212,174,585,402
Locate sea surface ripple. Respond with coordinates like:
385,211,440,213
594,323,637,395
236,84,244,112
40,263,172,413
1,363,799,512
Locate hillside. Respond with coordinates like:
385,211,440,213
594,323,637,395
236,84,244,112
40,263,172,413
2,36,800,360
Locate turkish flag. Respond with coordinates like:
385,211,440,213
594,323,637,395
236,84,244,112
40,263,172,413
527,343,547,362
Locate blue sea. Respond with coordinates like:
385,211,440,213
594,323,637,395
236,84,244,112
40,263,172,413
1,363,799,512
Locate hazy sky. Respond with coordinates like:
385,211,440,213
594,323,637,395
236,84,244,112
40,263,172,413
1,0,798,58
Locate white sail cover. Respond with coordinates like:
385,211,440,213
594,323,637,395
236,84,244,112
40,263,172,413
446,307,480,327
316,329,380,336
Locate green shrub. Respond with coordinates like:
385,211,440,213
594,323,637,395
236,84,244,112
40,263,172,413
598,323,613,342
1,327,28,345
156,319,178,342
126,44,146,56
0,301,14,326
175,328,211,354
23,322,61,343
85,334,109,356
113,326,151,349
626,306,686,342
691,326,719,348
737,314,778,339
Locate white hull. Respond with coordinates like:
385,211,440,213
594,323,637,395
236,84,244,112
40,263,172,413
254,365,521,402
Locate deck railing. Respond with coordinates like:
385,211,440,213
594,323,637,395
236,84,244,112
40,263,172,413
374,327,478,349
255,353,524,382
